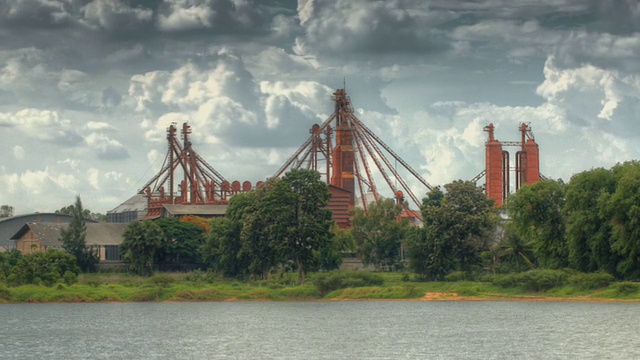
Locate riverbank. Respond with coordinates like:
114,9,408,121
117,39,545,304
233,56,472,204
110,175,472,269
1,272,640,304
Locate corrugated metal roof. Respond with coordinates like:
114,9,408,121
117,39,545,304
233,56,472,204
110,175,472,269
0,213,98,250
107,194,148,214
163,204,228,216
11,222,128,246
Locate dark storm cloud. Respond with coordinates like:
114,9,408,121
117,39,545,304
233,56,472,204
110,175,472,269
296,0,453,55
429,0,640,34
0,0,290,41
82,0,154,36
156,0,269,34
0,0,80,28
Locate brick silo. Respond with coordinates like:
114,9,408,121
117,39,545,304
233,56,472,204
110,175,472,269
523,138,540,185
484,123,505,206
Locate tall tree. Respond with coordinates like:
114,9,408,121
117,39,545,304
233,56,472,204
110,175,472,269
507,179,568,269
239,180,281,279
408,182,496,280
430,181,496,275
406,187,445,279
154,218,206,269
121,221,164,276
353,198,410,270
202,217,247,277
0,205,14,218
59,196,98,272
601,161,640,279
266,169,333,283
201,192,255,277
564,168,618,274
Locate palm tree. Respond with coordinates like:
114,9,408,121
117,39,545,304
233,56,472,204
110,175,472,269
494,226,537,273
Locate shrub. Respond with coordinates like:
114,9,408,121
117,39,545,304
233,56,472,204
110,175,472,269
63,271,78,286
612,282,640,296
8,250,80,286
487,269,569,292
445,271,474,282
0,284,10,300
185,269,205,284
568,272,615,290
147,274,176,288
312,271,384,296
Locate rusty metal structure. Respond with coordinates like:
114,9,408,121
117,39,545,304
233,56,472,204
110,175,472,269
139,122,253,218
482,122,540,206
274,89,433,227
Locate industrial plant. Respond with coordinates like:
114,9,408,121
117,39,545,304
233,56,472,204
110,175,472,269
106,88,543,226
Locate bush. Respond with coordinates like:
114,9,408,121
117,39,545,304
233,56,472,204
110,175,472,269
63,271,78,286
445,271,474,282
0,284,10,300
147,274,176,288
312,271,384,296
612,282,640,296
487,269,569,292
568,272,615,290
8,250,80,286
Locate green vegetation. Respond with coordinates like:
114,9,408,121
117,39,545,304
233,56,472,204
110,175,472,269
0,204,14,218
5,249,79,287
121,221,164,276
59,196,98,272
353,199,410,270
0,270,638,303
200,169,339,283
407,181,496,280
506,161,640,280
6,162,640,304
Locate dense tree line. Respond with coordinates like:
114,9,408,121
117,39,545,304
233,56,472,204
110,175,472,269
507,161,640,280
6,162,640,286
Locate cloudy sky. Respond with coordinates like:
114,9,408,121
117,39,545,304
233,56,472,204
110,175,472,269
1,0,639,215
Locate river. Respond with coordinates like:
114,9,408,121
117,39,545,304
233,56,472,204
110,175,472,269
0,301,638,359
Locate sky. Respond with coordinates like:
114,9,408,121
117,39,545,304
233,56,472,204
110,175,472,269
1,0,640,215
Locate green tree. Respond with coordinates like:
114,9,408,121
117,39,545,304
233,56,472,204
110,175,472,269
55,204,106,222
406,187,445,279
202,217,247,277
201,192,255,277
59,196,98,272
311,225,356,272
8,249,79,286
121,221,164,276
265,169,333,283
564,168,618,274
154,218,206,269
601,161,640,279
409,182,496,280
405,226,433,279
0,205,14,218
353,198,410,270
239,180,280,279
507,179,568,269
493,224,537,273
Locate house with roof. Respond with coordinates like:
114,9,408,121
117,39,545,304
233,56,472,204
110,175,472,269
11,222,128,262
0,213,99,252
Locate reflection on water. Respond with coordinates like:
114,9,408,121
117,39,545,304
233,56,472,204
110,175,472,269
0,301,639,359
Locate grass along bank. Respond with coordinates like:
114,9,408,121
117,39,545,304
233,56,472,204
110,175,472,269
1,270,640,304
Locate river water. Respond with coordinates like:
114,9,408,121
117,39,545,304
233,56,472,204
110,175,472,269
0,301,638,359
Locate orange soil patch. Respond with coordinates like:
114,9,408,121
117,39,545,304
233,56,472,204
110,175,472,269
419,292,638,303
